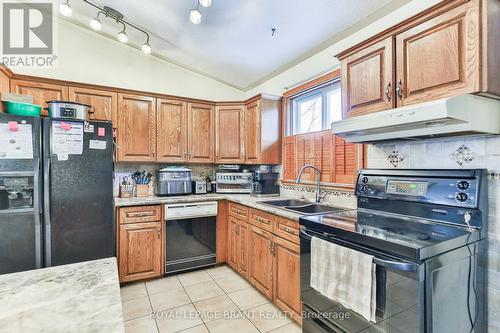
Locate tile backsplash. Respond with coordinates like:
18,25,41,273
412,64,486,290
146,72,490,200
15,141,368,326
367,134,500,332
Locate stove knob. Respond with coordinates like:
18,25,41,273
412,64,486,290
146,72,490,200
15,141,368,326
457,181,469,190
359,185,368,192
456,192,469,202
362,176,369,184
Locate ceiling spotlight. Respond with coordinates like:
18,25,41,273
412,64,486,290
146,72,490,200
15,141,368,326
142,43,151,54
198,0,212,7
59,0,72,17
190,9,202,24
90,17,102,31
117,29,128,44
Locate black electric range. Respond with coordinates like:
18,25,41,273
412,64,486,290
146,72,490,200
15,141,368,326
300,169,488,333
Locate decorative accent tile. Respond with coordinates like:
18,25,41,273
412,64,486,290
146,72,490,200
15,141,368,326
386,150,406,168
280,184,356,198
450,144,477,166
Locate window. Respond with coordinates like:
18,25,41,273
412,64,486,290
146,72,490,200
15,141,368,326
290,80,341,135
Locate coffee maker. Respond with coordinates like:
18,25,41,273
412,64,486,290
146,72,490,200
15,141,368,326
251,165,280,197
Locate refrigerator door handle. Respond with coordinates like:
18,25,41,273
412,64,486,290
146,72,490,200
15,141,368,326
33,157,43,269
43,158,52,267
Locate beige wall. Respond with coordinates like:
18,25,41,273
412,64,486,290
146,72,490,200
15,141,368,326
13,18,245,101
245,0,442,97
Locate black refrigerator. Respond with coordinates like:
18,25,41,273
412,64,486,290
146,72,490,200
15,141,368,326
0,113,114,274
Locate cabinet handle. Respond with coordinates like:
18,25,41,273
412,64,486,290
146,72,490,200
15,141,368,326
385,82,391,100
268,240,273,253
271,242,276,256
395,80,403,99
157,228,161,239
127,211,154,217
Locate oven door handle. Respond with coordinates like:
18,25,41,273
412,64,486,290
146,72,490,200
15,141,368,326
373,258,418,272
300,228,418,273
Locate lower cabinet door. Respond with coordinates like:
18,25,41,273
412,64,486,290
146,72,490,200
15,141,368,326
119,222,162,282
227,217,239,271
248,225,273,298
237,221,249,278
273,236,301,322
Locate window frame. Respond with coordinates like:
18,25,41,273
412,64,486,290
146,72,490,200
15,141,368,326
287,79,341,136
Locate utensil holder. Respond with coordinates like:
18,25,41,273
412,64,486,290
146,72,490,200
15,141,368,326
136,184,149,197
120,184,134,198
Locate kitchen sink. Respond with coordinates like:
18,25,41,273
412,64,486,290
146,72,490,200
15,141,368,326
258,199,311,207
258,199,345,216
284,204,344,215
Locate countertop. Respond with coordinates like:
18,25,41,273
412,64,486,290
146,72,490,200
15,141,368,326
0,258,124,333
115,194,308,221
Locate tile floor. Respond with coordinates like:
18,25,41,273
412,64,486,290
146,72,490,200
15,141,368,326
120,265,302,333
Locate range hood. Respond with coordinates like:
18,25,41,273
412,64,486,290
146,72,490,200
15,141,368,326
332,94,500,143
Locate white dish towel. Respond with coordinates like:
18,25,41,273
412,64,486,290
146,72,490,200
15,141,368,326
310,236,377,322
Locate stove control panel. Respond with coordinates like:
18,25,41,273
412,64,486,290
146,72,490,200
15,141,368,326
356,170,481,209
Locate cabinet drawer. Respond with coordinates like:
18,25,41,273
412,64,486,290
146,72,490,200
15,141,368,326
250,209,275,232
274,217,299,244
119,205,162,224
229,203,249,220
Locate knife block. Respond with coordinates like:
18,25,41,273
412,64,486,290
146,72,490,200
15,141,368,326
136,185,149,197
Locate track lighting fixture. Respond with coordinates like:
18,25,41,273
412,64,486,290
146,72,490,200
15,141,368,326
59,0,72,17
198,0,212,8
190,8,202,24
90,12,102,31
80,1,152,54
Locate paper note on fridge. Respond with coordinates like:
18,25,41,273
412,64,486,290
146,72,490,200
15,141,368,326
0,123,34,159
52,121,83,155
89,140,106,150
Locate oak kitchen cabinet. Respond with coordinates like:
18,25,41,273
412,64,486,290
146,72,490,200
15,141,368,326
227,203,250,278
157,99,188,162
116,93,157,162
215,104,245,163
117,205,163,283
337,0,499,118
188,102,215,163
248,224,274,299
340,37,393,118
244,96,281,164
394,0,480,106
226,203,301,322
272,234,301,323
68,86,117,122
10,79,68,117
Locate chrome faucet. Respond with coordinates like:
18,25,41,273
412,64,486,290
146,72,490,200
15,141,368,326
296,164,324,203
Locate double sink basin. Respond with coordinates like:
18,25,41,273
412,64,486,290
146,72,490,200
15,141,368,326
257,199,345,216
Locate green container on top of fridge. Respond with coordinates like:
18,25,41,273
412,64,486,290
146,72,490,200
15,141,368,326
2,101,42,117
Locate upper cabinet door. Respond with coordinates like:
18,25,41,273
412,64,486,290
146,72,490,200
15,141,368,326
156,99,188,163
215,105,245,164
11,79,68,116
68,86,117,122
188,102,214,163
341,37,394,118
395,1,480,106
245,100,261,164
116,93,156,162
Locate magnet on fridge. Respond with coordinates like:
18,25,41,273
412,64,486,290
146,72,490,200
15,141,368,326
98,127,105,137
8,121,19,131
60,122,72,130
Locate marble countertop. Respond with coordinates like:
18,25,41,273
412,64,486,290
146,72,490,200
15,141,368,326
115,193,309,221
0,258,124,333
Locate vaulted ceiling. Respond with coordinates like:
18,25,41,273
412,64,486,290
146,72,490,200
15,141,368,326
65,0,408,90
